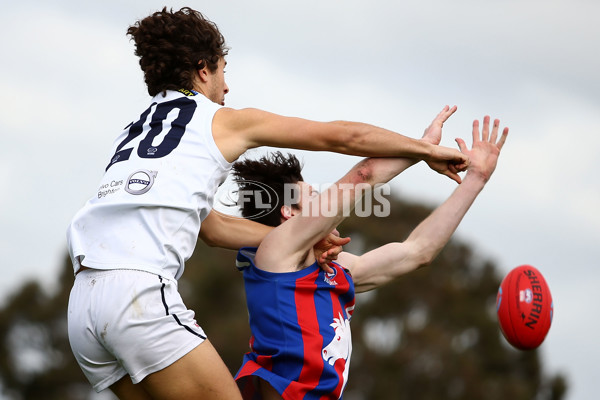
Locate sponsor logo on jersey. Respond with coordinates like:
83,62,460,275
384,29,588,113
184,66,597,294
177,88,198,97
125,170,158,195
324,268,338,286
97,179,124,198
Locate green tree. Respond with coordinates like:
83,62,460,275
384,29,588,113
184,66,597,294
0,257,93,399
0,196,566,399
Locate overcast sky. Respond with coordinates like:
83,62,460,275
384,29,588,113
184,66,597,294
1,1,598,399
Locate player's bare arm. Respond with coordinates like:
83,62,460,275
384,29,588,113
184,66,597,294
211,106,468,181
255,153,423,273
199,210,272,249
199,210,348,270
340,116,508,293
254,106,466,272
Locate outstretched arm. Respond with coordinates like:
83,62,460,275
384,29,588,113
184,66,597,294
199,210,272,249
212,106,467,183
255,107,459,272
199,209,349,268
339,116,508,292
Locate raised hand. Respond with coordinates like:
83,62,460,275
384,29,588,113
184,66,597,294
455,116,509,183
422,105,469,183
422,105,457,145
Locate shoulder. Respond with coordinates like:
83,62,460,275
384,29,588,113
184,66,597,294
334,252,358,272
213,107,274,131
212,107,266,162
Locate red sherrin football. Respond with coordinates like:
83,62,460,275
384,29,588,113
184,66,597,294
496,265,553,350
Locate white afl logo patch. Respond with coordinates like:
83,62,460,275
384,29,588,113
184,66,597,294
520,288,533,304
125,170,157,195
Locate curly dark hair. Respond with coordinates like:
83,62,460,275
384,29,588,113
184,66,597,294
126,7,229,96
232,152,304,227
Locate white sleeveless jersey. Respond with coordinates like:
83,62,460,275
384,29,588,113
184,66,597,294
67,90,231,280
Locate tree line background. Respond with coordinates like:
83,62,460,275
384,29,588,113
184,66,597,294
0,196,567,399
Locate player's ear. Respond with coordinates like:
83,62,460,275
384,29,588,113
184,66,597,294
281,205,293,221
196,60,210,82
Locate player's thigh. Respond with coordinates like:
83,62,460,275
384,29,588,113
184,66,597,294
140,339,242,400
110,375,152,400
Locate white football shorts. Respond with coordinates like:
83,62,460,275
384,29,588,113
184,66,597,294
68,268,207,392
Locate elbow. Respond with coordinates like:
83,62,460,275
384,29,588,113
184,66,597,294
419,244,447,268
204,239,220,248
348,159,376,185
199,230,219,247
418,253,435,269
409,241,437,269
199,220,227,248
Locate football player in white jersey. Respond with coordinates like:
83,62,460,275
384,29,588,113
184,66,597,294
67,7,469,400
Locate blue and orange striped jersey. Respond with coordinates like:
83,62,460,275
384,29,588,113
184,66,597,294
235,247,355,400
